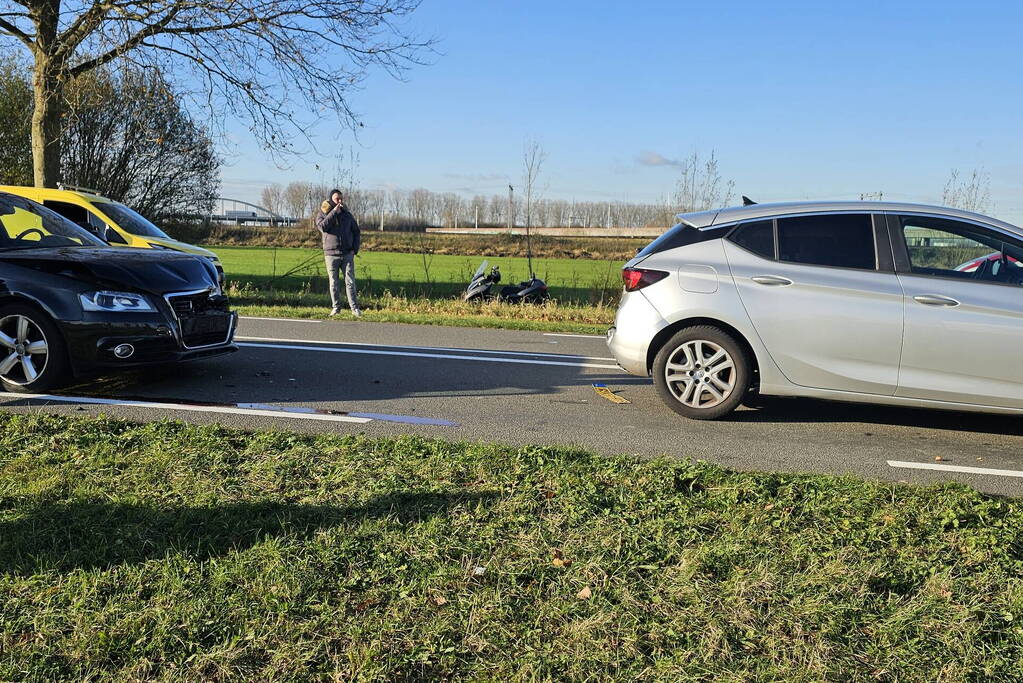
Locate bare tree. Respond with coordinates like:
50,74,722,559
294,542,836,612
283,181,310,219
521,138,547,233
62,64,219,218
672,150,734,213
0,0,432,188
942,167,990,213
260,183,285,217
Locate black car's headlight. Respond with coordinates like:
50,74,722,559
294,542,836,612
80,291,155,313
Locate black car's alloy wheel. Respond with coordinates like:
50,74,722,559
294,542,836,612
0,305,69,393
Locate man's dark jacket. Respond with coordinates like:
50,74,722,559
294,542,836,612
315,203,361,256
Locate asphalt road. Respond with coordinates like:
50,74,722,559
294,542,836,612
3,316,1023,496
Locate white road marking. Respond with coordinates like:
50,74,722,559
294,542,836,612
544,333,605,339
236,336,617,362
887,460,1023,479
240,316,323,323
238,341,622,370
6,394,372,424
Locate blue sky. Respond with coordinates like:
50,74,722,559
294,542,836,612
220,0,1023,220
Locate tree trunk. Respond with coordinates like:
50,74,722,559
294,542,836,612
31,58,63,188
30,0,63,188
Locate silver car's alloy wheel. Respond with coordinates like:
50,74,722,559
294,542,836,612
664,340,735,409
0,314,49,386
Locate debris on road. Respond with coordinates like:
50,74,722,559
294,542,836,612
592,383,630,404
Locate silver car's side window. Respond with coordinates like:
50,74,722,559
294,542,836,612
727,220,775,259
776,214,876,270
899,215,1023,286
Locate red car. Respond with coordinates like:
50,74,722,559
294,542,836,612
955,252,1021,273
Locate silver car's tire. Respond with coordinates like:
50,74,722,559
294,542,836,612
0,305,69,394
653,326,751,420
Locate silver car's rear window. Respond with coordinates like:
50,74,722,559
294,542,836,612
638,222,731,258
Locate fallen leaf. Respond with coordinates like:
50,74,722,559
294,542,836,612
577,586,592,600
552,549,573,568
432,595,448,606
764,503,775,511
935,456,945,462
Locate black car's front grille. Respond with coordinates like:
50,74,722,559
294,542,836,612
169,291,229,316
166,290,233,348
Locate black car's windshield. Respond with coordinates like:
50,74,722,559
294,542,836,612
0,193,108,249
96,202,170,239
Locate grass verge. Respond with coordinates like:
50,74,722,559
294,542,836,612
234,293,613,334
2,414,1021,680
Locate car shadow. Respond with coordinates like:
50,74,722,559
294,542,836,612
726,396,1023,436
0,490,498,575
58,344,648,408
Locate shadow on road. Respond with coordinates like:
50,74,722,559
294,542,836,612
727,396,1023,437
61,343,646,407
0,491,498,575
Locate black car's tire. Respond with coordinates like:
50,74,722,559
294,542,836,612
652,325,751,420
0,304,70,393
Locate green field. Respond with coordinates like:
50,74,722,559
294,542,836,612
214,246,623,333
2,414,1022,680
216,246,625,304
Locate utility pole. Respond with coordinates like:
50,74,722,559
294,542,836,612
606,202,612,229
379,210,384,231
474,205,479,229
507,184,514,233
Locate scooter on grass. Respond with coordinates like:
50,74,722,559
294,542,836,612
463,259,550,304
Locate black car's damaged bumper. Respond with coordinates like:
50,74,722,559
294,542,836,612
59,310,238,374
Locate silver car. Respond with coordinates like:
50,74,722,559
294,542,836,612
608,201,1023,419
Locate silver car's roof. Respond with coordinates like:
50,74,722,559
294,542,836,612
678,201,1023,237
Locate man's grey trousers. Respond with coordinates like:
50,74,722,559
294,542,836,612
324,251,359,312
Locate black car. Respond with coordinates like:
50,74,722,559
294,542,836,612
0,191,237,392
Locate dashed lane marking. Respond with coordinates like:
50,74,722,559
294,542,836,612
237,341,622,370
887,460,1023,479
240,316,323,323
0,394,455,426
235,336,616,362
543,333,605,339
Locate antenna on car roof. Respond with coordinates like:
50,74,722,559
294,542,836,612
742,195,757,206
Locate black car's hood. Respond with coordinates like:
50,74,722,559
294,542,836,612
0,247,219,295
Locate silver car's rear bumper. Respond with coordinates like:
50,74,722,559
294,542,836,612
607,291,666,376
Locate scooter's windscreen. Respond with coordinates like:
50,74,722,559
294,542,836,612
469,260,488,283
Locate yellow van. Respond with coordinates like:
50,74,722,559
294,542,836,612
0,184,223,281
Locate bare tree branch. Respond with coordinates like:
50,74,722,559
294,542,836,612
2,0,434,185
0,15,33,46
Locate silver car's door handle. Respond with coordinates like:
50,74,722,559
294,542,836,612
751,275,793,286
913,294,960,307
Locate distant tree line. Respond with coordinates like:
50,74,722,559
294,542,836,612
259,151,742,230
261,181,681,229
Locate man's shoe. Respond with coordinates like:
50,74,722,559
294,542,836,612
330,308,341,316
351,308,363,318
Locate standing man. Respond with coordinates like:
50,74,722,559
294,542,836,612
315,189,362,317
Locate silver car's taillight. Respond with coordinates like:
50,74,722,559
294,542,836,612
622,267,668,292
